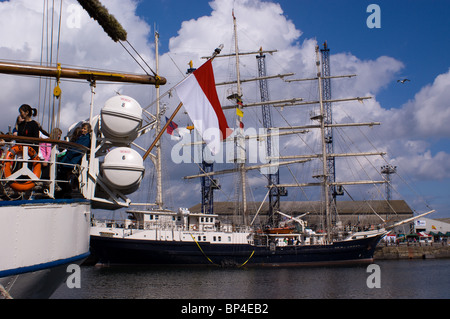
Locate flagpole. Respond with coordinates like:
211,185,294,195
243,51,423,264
142,44,224,161
143,101,183,160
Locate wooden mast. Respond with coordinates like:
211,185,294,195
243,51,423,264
154,31,163,210
232,10,248,225
0,61,165,85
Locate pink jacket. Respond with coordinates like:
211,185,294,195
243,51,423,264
39,142,52,162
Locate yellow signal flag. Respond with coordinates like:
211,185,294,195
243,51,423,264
236,108,244,118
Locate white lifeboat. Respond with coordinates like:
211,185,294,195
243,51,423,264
101,147,145,194
100,95,142,142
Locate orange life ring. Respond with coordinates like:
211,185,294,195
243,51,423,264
3,145,42,192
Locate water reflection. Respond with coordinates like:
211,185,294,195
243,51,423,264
52,259,450,299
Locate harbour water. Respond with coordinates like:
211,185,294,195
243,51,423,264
52,259,450,299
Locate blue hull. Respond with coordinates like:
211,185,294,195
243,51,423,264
90,234,383,267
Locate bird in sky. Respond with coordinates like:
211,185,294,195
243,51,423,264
397,78,411,84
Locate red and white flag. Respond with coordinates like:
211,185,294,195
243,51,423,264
175,60,231,154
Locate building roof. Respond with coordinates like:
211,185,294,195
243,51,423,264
436,218,450,224
190,200,412,215
189,200,413,227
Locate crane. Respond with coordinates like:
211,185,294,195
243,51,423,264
256,48,287,227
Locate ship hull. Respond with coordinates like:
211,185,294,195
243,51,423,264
0,253,88,299
0,199,91,299
90,234,383,267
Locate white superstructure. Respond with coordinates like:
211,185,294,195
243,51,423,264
91,208,252,245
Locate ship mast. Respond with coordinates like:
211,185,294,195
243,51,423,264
273,43,389,241
232,10,248,224
191,12,305,227
154,31,163,210
188,11,306,229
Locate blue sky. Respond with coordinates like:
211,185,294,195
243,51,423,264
0,0,449,218
139,0,449,109
132,0,450,217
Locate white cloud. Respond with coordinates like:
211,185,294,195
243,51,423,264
398,68,450,137
392,150,450,181
0,0,154,132
368,68,450,182
0,0,448,211
332,54,404,96
168,0,300,59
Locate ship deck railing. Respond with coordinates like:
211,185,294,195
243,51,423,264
92,217,253,234
385,240,449,247
0,135,89,199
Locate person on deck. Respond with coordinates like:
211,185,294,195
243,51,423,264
15,104,50,155
59,122,91,166
12,114,24,136
57,122,91,196
39,128,62,180
17,104,49,138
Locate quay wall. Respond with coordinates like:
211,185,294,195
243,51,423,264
374,243,450,260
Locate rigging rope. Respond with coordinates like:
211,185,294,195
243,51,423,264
190,234,255,268
190,234,218,266
55,0,63,65
124,40,157,76
238,250,255,268
38,0,47,123
0,283,13,299
118,41,150,76
38,0,63,132
344,107,435,212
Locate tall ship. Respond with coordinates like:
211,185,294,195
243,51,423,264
0,1,164,298
90,13,434,267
